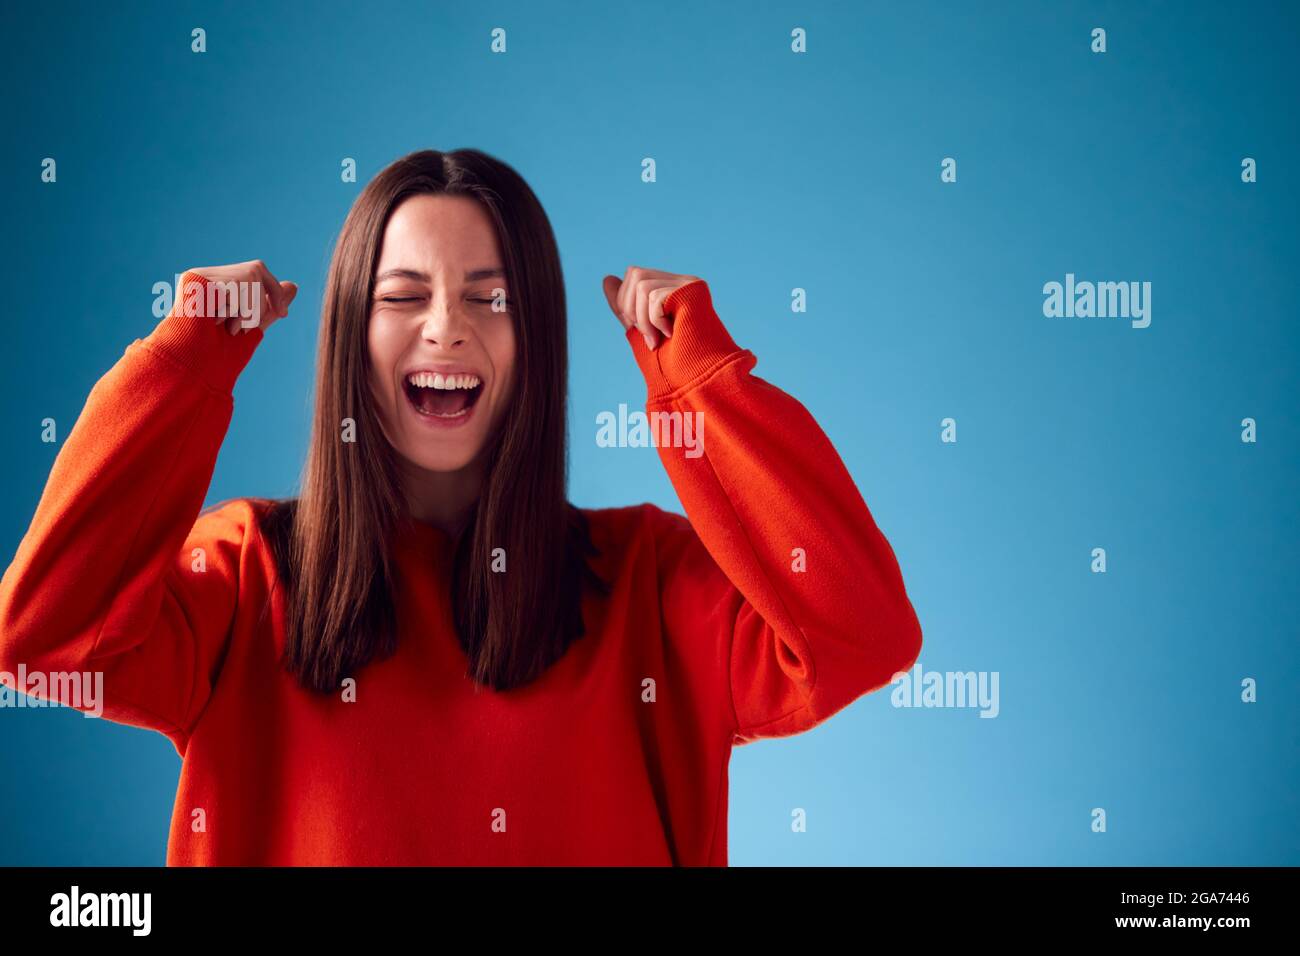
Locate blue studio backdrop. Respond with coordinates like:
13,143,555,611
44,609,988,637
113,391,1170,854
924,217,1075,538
1,0,1296,865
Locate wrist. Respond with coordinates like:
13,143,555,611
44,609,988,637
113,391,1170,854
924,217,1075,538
145,271,265,395
628,280,745,398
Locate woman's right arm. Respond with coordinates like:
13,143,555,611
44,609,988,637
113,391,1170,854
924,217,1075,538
0,266,293,752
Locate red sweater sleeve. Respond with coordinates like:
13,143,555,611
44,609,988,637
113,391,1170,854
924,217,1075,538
629,280,923,745
0,272,265,750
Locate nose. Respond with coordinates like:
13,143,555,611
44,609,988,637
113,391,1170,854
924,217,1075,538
419,299,468,348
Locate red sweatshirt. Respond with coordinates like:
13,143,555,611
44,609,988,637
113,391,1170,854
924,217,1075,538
0,273,922,866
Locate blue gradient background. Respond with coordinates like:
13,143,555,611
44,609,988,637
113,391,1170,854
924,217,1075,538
1,0,1296,866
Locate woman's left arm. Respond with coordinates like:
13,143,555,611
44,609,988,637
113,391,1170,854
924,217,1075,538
606,269,923,745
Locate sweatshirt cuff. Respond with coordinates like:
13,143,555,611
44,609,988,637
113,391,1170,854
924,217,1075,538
143,271,265,395
627,279,746,399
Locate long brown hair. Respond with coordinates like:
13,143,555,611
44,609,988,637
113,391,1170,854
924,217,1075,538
259,148,609,694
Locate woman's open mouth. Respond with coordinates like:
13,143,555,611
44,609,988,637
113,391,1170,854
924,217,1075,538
402,371,484,428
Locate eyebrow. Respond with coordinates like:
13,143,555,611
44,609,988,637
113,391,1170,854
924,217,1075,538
374,267,506,283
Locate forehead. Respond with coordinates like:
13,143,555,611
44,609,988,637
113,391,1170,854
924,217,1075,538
375,194,502,270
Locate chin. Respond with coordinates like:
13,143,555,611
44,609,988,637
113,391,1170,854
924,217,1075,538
402,444,482,475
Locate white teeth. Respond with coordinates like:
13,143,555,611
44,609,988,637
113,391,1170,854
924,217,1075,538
406,372,481,390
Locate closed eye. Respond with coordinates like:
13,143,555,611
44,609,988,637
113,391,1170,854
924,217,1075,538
374,295,511,309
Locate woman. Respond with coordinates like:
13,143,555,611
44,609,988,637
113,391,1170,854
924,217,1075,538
0,148,922,865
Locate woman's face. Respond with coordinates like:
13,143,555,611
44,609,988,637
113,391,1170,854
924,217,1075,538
367,193,517,476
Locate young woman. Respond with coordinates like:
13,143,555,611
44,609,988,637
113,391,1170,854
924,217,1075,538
0,148,922,866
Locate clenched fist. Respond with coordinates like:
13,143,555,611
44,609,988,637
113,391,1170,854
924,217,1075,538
185,260,299,335
602,266,702,351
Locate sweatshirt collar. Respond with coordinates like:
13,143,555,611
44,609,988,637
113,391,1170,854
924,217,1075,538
394,514,455,552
